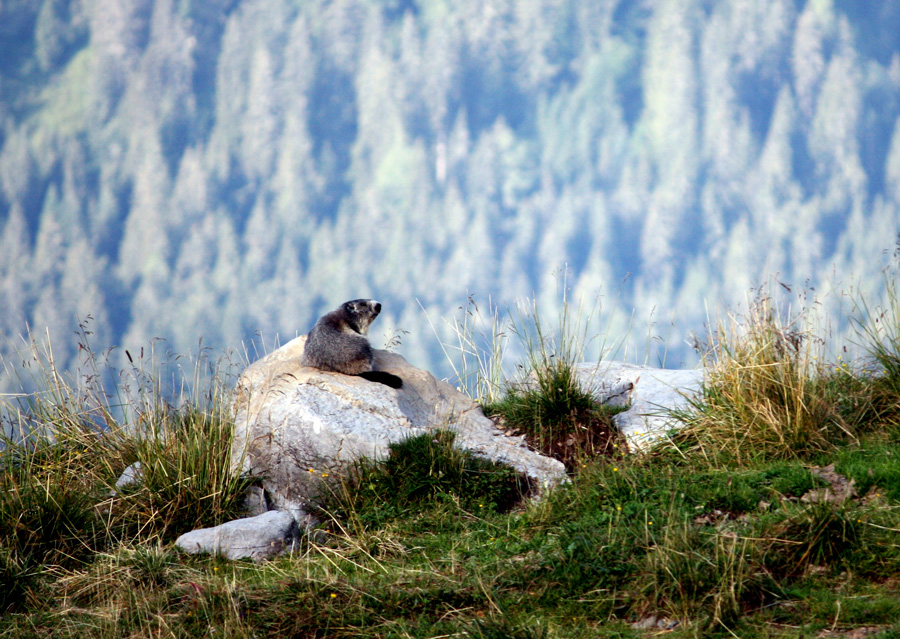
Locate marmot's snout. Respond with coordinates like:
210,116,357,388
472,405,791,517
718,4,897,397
373,301,382,315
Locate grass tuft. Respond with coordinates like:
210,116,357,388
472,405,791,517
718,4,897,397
670,294,862,465
108,403,254,541
851,262,900,424
316,430,529,531
0,545,36,612
438,295,511,405
0,326,253,614
467,615,549,639
481,296,624,470
763,499,865,578
638,517,773,630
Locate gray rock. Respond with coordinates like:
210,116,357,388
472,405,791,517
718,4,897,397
631,615,679,630
110,462,143,496
231,336,566,514
241,485,269,517
577,361,704,452
174,510,306,561
801,464,857,504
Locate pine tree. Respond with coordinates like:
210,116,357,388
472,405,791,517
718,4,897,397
0,204,31,342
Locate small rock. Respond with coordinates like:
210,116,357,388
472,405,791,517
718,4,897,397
694,508,727,526
632,615,679,630
175,510,309,561
110,462,143,496
817,626,885,638
631,616,659,630
802,464,857,504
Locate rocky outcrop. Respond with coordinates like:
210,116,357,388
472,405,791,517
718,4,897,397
231,336,567,518
146,351,703,563
576,361,704,452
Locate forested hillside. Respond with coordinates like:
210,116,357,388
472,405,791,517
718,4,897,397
1,0,899,385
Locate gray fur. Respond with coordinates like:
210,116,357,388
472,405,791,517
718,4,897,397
302,299,381,375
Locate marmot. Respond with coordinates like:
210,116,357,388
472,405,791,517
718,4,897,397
301,299,403,389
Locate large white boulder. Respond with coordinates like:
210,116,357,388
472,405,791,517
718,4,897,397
231,336,567,517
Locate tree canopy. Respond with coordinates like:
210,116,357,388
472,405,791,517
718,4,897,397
1,0,899,384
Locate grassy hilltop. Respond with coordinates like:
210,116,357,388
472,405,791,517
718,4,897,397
2,274,900,638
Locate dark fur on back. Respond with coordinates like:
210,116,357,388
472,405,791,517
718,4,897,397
301,299,402,388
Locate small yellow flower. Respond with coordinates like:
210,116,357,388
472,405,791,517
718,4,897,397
308,468,315,473
612,467,619,472
321,472,329,478
330,593,337,599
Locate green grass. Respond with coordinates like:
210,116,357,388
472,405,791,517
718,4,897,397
108,403,256,541
2,276,900,636
315,430,531,531
0,329,253,614
2,433,899,636
4,442,896,637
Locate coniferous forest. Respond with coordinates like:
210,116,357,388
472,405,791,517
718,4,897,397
1,0,900,384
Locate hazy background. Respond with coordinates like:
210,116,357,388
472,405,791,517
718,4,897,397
1,0,900,388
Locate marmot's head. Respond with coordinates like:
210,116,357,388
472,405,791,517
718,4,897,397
341,299,381,334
